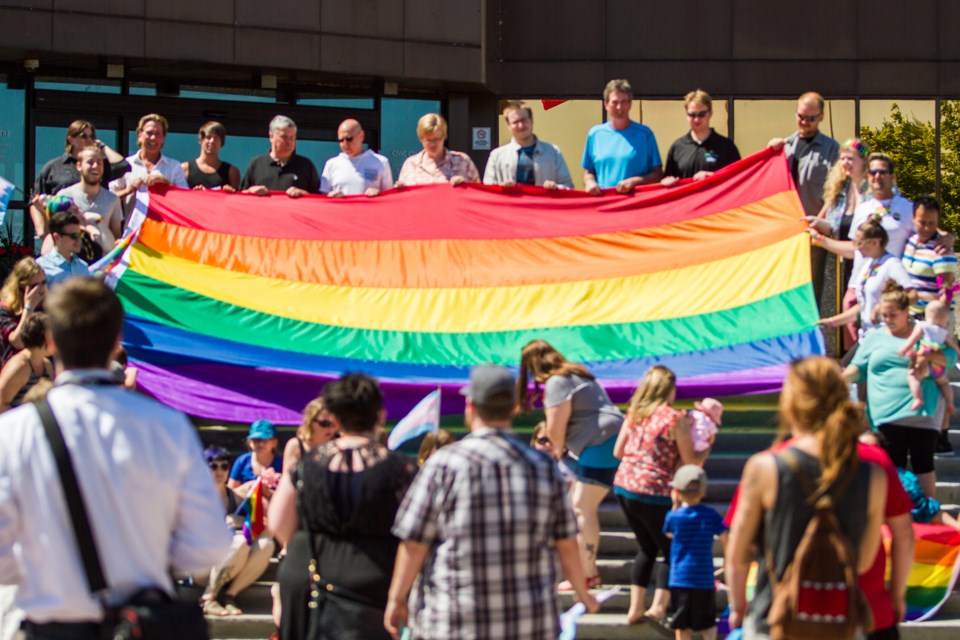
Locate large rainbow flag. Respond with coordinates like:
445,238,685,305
105,147,821,424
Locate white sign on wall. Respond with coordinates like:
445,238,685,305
472,127,491,150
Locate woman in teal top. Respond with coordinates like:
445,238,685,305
845,281,956,499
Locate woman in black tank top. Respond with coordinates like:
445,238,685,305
182,121,241,191
725,357,887,639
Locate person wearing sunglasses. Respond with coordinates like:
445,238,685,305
661,89,740,185
31,120,128,244
321,119,394,198
281,397,339,478
36,207,90,289
199,446,276,617
769,92,840,309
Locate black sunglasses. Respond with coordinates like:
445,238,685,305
535,437,552,445
60,231,84,240
796,113,821,123
686,109,710,119
314,417,335,428
208,461,230,471
338,136,354,143
868,169,892,176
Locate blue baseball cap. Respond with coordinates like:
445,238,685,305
248,419,276,440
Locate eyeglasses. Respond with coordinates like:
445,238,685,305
338,136,355,143
59,231,84,240
868,169,892,176
796,113,821,123
686,109,710,119
314,418,335,428
535,437,552,445
208,461,230,471
76,133,95,140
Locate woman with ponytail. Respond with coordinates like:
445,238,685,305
845,282,957,498
518,339,624,590
726,357,887,638
819,216,914,343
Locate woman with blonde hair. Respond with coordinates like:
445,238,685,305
0,257,45,366
416,428,455,467
281,397,339,477
613,365,707,624
726,357,886,637
518,339,623,590
394,113,480,186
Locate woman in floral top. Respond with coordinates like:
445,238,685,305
613,366,709,624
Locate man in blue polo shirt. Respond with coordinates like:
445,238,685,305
582,79,662,195
37,210,90,288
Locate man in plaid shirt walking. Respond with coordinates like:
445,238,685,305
385,364,599,640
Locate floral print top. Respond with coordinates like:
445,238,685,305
613,404,684,498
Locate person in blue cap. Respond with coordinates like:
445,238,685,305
228,418,283,498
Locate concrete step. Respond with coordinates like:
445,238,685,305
570,613,960,639
208,613,275,639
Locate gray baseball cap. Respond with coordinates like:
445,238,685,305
671,464,708,493
460,364,517,408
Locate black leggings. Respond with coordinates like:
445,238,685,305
617,496,672,588
878,423,939,475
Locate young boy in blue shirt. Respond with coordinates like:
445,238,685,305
663,464,728,640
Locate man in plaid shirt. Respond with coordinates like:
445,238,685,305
385,364,599,640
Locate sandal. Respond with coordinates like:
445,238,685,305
202,598,226,616
221,594,243,616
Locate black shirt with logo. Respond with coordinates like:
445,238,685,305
663,129,741,179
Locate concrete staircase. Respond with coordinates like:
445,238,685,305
201,399,960,639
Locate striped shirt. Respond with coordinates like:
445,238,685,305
392,426,578,640
901,231,957,316
663,504,727,589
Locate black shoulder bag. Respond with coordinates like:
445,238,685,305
35,398,210,640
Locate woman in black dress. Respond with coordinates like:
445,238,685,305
181,121,241,191
269,374,415,640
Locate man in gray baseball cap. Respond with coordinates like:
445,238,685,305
387,363,599,639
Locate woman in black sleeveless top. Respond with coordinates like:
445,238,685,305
725,357,887,639
269,374,416,640
181,121,241,191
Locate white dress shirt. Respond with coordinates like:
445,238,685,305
111,152,189,191
0,369,230,623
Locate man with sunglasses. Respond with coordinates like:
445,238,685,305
769,92,840,308
36,210,90,288
321,119,394,197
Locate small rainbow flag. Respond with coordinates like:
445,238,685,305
236,478,265,545
107,147,821,423
893,523,960,622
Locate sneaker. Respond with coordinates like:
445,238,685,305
936,431,954,458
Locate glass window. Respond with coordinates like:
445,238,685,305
733,100,797,157
38,126,118,179
291,140,340,172
498,100,601,190
0,80,25,194
129,83,157,97
297,97,374,109
180,87,277,104
380,98,442,179
34,80,121,94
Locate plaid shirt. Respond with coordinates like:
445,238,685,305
397,149,480,185
393,426,578,640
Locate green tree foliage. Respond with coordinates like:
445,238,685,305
859,102,959,232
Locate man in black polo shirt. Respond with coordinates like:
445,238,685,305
662,89,740,183
241,115,320,197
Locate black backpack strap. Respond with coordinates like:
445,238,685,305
35,398,109,595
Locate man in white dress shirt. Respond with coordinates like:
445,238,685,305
320,119,394,197
0,278,230,639
110,113,189,216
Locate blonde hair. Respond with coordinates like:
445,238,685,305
531,420,548,443
822,140,868,209
880,280,911,311
603,79,633,102
0,257,42,314
136,113,169,137
683,89,712,111
417,113,448,140
297,397,325,444
417,428,455,467
627,366,677,424
778,357,865,496
925,300,950,325
517,339,595,410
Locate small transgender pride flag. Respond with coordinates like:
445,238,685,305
387,389,441,450
0,176,14,225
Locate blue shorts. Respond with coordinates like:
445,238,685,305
561,436,618,487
